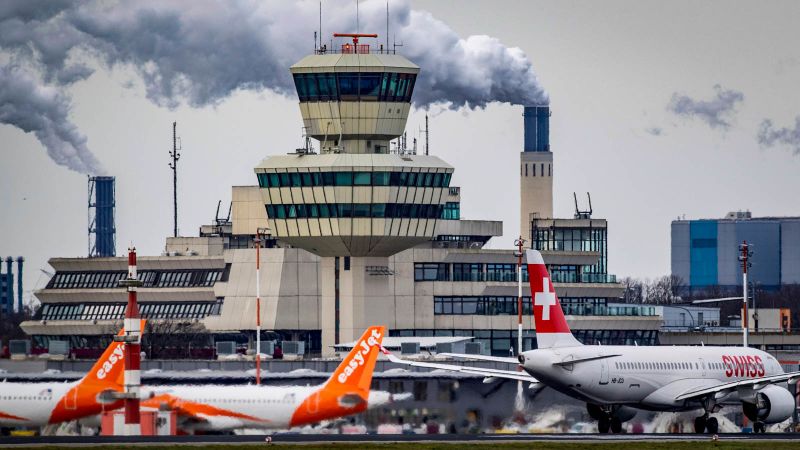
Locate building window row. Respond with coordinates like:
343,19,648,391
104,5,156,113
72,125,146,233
257,170,452,189
434,296,533,316
267,203,443,220
573,329,658,346
532,226,608,275
389,329,536,357
47,269,223,289
441,202,460,220
433,296,657,317
414,262,618,284
415,262,525,282
38,301,222,321
521,163,552,177
293,71,416,103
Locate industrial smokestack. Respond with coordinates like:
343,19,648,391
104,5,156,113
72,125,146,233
523,106,550,152
4,257,12,312
89,176,117,257
16,257,23,314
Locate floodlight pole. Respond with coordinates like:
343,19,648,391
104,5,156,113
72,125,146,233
514,237,526,355
739,241,752,348
255,231,262,385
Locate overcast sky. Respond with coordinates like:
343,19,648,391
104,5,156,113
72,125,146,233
2,1,799,304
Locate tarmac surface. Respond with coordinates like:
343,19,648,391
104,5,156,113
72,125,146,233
0,433,796,446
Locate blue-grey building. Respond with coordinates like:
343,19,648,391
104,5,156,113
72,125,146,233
671,211,800,293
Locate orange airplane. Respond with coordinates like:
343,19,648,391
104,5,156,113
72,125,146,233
135,326,389,432
0,324,139,427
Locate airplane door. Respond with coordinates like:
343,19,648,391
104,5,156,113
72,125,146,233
305,391,320,414
600,360,609,385
64,387,77,410
698,358,706,377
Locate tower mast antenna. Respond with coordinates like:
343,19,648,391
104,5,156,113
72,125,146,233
169,122,181,237
386,1,389,52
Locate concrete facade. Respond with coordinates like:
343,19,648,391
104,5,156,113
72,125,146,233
520,150,553,243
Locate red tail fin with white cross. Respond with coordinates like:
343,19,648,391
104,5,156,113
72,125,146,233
527,249,582,349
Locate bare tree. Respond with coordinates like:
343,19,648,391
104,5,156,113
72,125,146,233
141,320,210,359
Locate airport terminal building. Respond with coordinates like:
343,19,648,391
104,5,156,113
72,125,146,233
22,42,659,357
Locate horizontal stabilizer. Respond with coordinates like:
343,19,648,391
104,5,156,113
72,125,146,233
552,354,621,367
437,353,518,364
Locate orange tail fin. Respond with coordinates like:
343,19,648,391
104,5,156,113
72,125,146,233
327,326,386,392
290,326,386,427
79,319,146,388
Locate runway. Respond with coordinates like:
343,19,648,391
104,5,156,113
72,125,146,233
0,433,796,446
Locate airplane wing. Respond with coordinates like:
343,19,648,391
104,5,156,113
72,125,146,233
384,351,538,384
674,371,800,401
437,353,519,364
141,394,269,428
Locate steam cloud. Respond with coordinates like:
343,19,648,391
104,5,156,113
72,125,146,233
0,0,548,172
758,117,800,154
667,85,743,130
0,65,103,174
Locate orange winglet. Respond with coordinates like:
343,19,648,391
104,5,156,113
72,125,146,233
290,326,385,427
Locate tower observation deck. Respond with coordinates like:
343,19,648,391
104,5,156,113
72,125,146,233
255,34,454,257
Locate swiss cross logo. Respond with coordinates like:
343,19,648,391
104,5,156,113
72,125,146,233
535,277,557,320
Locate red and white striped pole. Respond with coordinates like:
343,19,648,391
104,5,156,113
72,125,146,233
123,247,141,435
255,232,262,385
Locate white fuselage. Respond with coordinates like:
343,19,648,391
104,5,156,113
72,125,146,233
141,384,318,431
0,381,76,426
520,345,784,411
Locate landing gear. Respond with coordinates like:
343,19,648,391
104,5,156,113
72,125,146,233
694,415,706,434
706,417,719,434
610,417,623,433
598,416,611,433
693,414,719,434
753,421,766,433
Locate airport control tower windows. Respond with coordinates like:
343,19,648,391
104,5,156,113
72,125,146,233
257,170,452,188
267,203,443,219
292,72,417,102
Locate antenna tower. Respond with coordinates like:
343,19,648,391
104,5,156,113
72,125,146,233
169,122,181,237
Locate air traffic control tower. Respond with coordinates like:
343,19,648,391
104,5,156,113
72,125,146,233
255,34,454,348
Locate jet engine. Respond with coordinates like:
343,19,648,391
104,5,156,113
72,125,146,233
742,385,795,424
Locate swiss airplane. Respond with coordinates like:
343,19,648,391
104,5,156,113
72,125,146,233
0,325,135,428
134,326,390,432
388,250,800,434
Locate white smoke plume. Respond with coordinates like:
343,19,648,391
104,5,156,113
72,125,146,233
0,64,103,174
667,84,744,130
0,1,548,171
758,116,800,155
